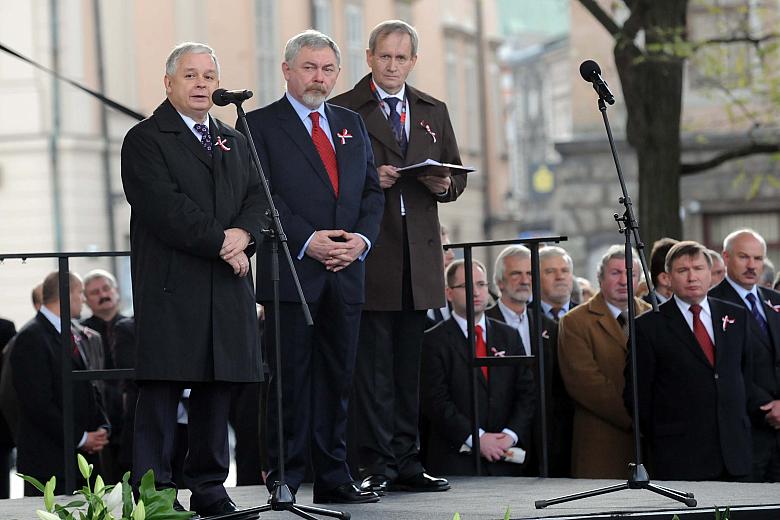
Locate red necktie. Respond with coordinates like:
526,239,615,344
689,304,715,366
309,112,339,196
475,324,488,381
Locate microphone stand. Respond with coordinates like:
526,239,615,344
535,94,696,509
221,99,349,520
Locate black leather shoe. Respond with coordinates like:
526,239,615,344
360,474,390,495
390,472,450,492
313,482,380,504
193,497,238,517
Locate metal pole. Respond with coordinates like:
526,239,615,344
58,258,76,494
475,0,493,269
49,0,64,251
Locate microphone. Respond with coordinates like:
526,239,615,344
579,60,615,105
212,88,253,106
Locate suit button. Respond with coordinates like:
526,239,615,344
714,373,719,380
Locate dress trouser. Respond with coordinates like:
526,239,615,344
132,381,231,510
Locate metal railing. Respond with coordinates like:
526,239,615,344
0,250,133,494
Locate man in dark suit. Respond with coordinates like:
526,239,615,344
421,259,536,476
643,238,678,305
0,316,15,498
486,245,572,477
121,42,267,516
629,241,753,481
11,271,109,496
538,246,576,321
329,20,465,494
709,229,780,482
244,30,384,504
81,269,128,483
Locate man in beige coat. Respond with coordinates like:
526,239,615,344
558,245,651,478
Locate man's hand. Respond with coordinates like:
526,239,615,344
478,432,512,462
418,174,451,195
225,251,250,277
82,428,109,455
760,400,780,429
377,165,401,189
305,230,350,263
221,228,251,261
324,233,368,272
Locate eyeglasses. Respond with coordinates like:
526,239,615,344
450,281,490,290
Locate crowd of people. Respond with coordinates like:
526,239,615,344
0,17,779,516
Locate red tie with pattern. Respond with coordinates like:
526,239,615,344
475,324,489,381
689,304,715,366
309,112,339,196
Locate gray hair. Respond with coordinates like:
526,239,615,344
83,269,118,290
165,42,220,79
368,20,419,56
761,257,775,287
723,228,767,255
493,245,531,286
284,30,341,66
539,245,573,270
596,245,639,281
706,248,723,265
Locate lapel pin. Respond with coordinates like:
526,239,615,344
490,347,506,357
420,120,437,143
337,129,353,145
216,136,231,151
542,329,550,339
721,315,735,332
764,299,780,312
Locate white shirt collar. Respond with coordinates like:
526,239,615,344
39,305,62,333
286,91,327,124
497,299,526,323
674,294,712,318
605,300,625,320
371,78,406,102
725,276,759,302
451,312,487,339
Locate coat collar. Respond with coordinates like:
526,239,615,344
660,298,718,368
154,98,215,169
586,292,629,349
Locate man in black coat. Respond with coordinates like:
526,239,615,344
11,272,109,496
0,316,15,498
421,260,536,476
121,42,267,516
486,245,572,477
628,241,753,481
244,30,383,504
709,229,780,482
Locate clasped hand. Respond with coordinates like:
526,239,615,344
760,400,780,429
221,228,251,277
306,230,366,272
82,427,109,455
479,432,514,462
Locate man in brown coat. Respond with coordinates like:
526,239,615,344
558,245,650,478
330,20,466,493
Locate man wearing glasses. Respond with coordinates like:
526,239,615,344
419,259,536,476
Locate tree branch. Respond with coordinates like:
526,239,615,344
693,32,780,50
680,143,780,175
578,0,621,37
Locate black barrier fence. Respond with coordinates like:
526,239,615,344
0,250,132,494
444,235,567,477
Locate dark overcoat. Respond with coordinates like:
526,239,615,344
330,74,466,311
10,313,108,493
121,99,268,382
420,317,536,476
628,297,753,480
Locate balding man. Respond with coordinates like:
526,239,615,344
710,229,780,482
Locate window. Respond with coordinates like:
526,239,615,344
344,2,365,87
313,0,332,35
254,0,278,106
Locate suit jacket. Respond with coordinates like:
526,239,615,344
420,317,536,476
9,312,108,490
121,99,267,382
485,303,573,477
0,318,15,448
243,95,384,304
628,297,753,480
709,280,780,467
558,291,651,478
330,74,466,310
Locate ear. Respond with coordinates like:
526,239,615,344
164,75,172,94
657,272,671,287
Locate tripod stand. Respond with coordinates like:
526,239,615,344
535,69,696,510
217,97,349,520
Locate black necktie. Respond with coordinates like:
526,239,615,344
746,293,769,336
383,97,408,156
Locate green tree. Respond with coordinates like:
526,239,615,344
579,0,780,244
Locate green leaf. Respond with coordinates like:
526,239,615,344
18,473,47,494
122,474,135,520
133,500,146,520
504,506,511,520
36,510,60,520
44,477,56,512
94,475,105,495
452,514,461,520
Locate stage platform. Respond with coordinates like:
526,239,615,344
2,477,778,519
